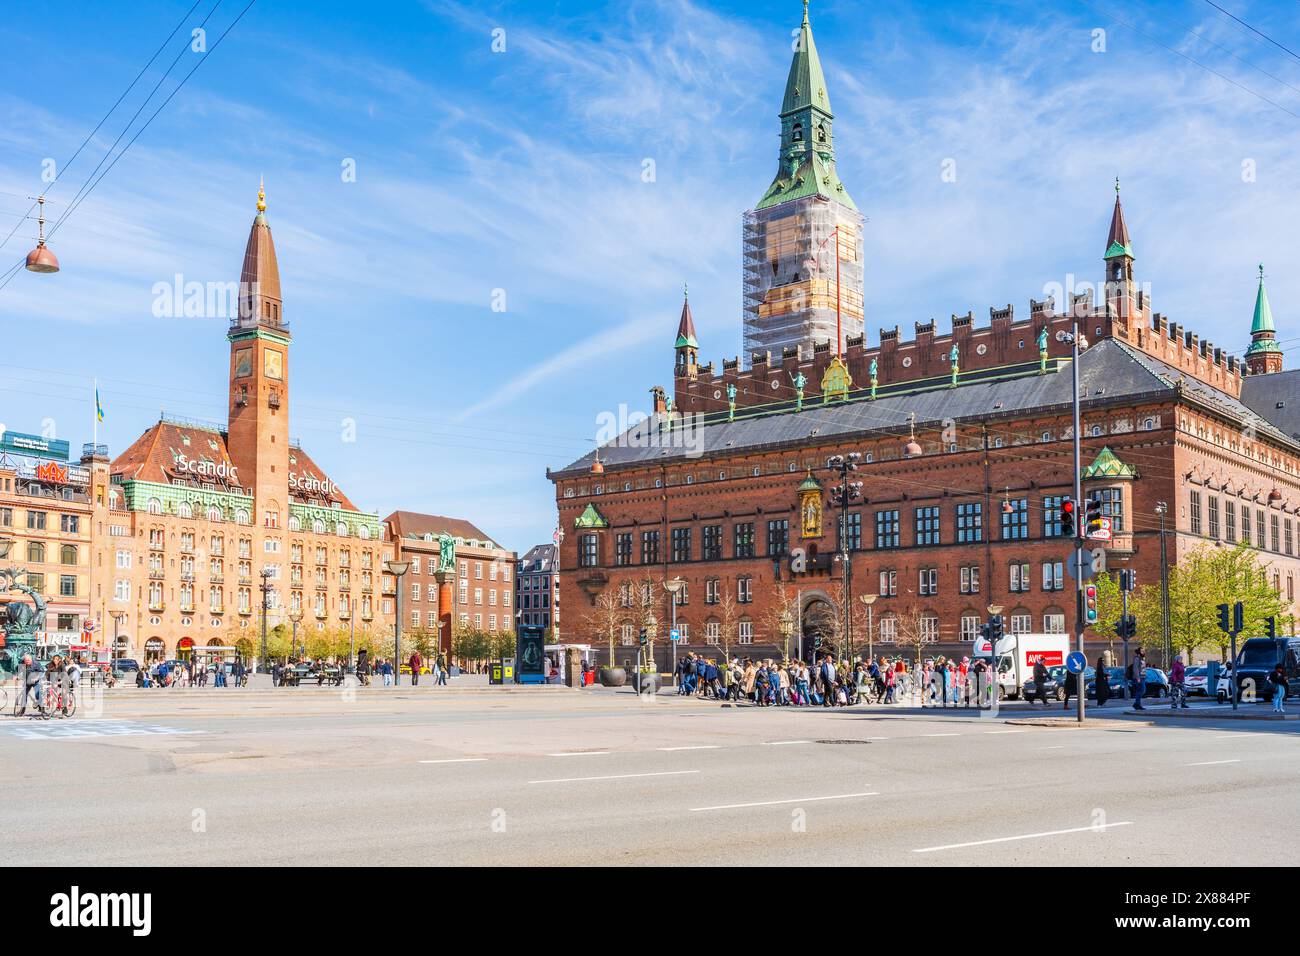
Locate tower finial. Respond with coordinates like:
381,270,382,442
1259,263,1265,281
257,175,266,213
1115,176,1120,195
803,0,810,24
683,281,688,300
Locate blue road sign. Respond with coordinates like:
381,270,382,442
1066,651,1087,675
670,628,681,643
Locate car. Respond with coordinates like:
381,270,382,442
1023,665,1067,701
112,658,141,673
398,664,432,675
1234,637,1300,701
1140,667,1170,698
1185,666,1209,696
1085,667,1125,700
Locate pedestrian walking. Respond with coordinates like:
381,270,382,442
1061,668,1078,710
1131,648,1147,710
1270,664,1289,714
409,651,422,686
1169,654,1189,709
1094,655,1110,707
1029,658,1050,706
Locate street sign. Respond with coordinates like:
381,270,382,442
1086,517,1112,541
670,628,681,643
1066,651,1087,674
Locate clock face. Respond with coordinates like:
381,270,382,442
234,348,253,378
264,349,283,380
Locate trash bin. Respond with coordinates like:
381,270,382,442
489,661,503,685
1207,661,1220,700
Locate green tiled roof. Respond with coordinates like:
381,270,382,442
574,503,609,529
1082,446,1137,480
756,149,856,211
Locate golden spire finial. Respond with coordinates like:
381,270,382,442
257,175,266,213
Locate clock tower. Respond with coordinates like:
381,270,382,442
226,180,291,526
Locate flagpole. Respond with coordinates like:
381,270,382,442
93,377,98,448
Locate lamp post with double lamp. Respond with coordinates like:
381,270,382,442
779,609,795,662
111,610,126,667
258,568,274,673
384,560,410,686
828,453,862,662
641,610,658,692
859,594,878,662
289,608,304,660
664,576,685,686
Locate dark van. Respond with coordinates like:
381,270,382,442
1235,637,1300,701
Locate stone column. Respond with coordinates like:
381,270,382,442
435,569,454,660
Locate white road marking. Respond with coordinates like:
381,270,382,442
1213,733,1262,740
984,730,1025,734
690,792,878,812
547,750,611,757
530,770,700,785
1187,759,1240,766
763,740,813,746
5,720,204,740
913,821,1133,853
418,758,488,764
1038,745,1066,750
922,733,960,738
657,745,720,751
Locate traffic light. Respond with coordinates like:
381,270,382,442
1113,614,1136,639
1059,498,1076,538
1217,603,1232,635
980,622,991,642
1119,569,1136,592
1234,602,1245,636
1084,584,1098,624
1264,616,1278,639
988,615,1004,643
638,628,648,647
1084,497,1105,537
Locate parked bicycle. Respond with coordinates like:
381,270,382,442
43,680,76,719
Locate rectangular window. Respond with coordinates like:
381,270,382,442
1242,506,1252,547
1257,510,1266,549
1271,514,1280,552
1042,561,1064,591
671,527,692,563
830,510,854,551
918,568,937,596
60,514,79,534
960,615,980,641
1010,562,1030,593
59,574,76,597
1044,614,1066,634
705,579,720,604
959,565,980,595
1225,501,1237,544
27,510,46,530
878,616,897,643
1189,491,1202,535
1042,496,1064,538
737,577,752,603
640,530,660,565
766,519,789,557
702,525,722,561
705,621,720,645
1093,487,1124,533
733,522,755,559
875,510,900,549
1286,519,1294,556
879,569,897,597
1010,614,1032,635
914,506,940,547
615,533,632,567
1208,496,1220,540
1001,498,1029,540
738,620,753,644
956,502,983,544
579,533,599,568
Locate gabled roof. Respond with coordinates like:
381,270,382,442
1242,369,1300,442
552,338,1293,477
287,445,358,511
385,511,503,549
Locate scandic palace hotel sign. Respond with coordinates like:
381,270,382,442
172,452,335,497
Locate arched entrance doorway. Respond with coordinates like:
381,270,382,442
144,638,164,662
799,591,839,661
177,637,195,662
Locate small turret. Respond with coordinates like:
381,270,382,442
1246,264,1283,375
674,283,699,379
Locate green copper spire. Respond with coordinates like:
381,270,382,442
1103,178,1134,260
782,1,831,117
755,2,856,211
1247,263,1281,354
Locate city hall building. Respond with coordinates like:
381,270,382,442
86,186,390,662
550,6,1300,664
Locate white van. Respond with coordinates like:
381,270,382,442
973,633,1072,699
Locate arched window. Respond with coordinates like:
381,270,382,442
177,502,192,518
312,518,326,534
791,121,803,142
27,541,45,563
336,521,349,537
207,506,223,522
60,544,78,565
288,515,301,532
358,525,370,540
816,123,826,143
235,509,251,526
147,498,163,515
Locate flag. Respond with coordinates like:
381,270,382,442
95,388,105,423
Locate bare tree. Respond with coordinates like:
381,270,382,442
892,604,937,673
803,600,842,658
715,592,741,661
761,581,799,660
584,588,629,667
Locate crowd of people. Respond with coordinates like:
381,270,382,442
135,657,246,688
672,652,995,707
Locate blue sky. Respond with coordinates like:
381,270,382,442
1,0,1298,553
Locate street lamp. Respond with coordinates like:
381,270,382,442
859,594,878,662
289,608,304,660
1155,501,1171,668
111,610,126,666
828,453,862,661
643,609,658,683
384,559,411,686
663,576,685,686
258,568,274,673
779,609,795,661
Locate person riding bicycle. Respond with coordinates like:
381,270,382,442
18,654,46,714
1169,654,1189,709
